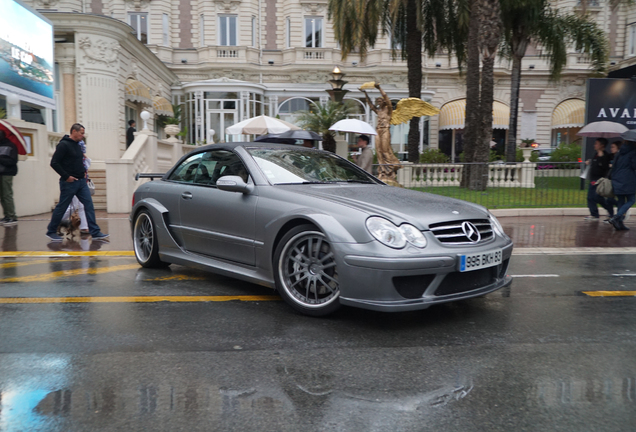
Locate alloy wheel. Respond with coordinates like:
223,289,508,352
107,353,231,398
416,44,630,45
279,231,339,308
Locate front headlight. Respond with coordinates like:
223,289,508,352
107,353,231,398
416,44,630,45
488,212,505,237
366,217,427,249
366,217,406,248
399,224,427,248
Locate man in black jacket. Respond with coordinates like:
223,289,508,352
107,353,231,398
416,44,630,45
126,120,136,148
585,138,615,220
46,123,109,241
0,130,18,226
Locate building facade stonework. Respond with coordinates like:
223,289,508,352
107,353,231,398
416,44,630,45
12,0,636,162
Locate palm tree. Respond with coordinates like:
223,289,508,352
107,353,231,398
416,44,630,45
500,0,608,162
328,0,464,163
296,101,350,153
462,0,502,190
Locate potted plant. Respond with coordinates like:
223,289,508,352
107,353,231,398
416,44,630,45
157,104,182,141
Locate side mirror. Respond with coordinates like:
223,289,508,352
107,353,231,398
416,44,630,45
216,175,252,194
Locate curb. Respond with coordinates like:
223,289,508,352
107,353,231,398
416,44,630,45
491,208,595,217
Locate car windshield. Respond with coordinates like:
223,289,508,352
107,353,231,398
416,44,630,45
247,148,377,185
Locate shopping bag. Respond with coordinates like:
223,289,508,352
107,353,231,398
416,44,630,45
595,177,614,198
87,178,96,196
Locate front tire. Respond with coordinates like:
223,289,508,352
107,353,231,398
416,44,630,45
274,225,340,316
133,210,170,268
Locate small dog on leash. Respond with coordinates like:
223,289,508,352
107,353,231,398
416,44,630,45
57,209,82,240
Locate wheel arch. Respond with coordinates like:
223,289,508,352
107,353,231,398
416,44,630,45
270,213,357,261
131,198,180,249
271,218,320,262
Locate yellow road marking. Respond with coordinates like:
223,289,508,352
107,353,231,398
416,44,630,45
0,295,280,304
0,258,80,269
582,291,636,297
0,264,140,283
0,251,135,258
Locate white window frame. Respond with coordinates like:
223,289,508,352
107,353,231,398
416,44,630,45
218,14,238,46
286,17,291,48
200,14,205,47
128,12,148,43
162,14,169,46
628,23,636,57
304,16,323,48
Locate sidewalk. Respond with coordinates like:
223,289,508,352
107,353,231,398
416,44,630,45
0,210,634,253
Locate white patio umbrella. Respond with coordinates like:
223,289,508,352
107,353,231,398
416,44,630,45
329,119,378,136
225,115,300,135
576,121,628,138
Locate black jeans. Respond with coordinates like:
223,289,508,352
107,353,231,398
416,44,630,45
47,178,101,236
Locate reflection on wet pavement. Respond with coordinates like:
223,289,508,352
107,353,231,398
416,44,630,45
500,216,636,248
0,350,634,431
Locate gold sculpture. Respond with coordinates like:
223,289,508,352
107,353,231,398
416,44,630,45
360,82,440,184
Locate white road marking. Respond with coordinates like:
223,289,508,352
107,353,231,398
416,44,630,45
511,274,560,278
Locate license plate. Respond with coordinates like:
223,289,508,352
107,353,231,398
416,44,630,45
459,249,502,272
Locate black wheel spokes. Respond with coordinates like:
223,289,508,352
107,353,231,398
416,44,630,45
284,233,339,306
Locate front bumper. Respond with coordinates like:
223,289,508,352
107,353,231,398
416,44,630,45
336,241,513,312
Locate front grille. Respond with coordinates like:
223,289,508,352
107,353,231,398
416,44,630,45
429,219,493,245
434,267,498,296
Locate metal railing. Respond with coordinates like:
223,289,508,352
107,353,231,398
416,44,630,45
375,162,587,209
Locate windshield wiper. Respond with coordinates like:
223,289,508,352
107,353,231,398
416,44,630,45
342,179,374,184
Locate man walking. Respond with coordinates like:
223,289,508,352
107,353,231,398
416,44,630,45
585,138,614,221
354,134,373,174
46,123,109,241
0,130,18,226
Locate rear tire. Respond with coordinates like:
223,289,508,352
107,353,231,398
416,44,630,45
133,210,170,268
273,225,340,316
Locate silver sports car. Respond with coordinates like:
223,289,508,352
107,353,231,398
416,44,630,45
131,143,513,316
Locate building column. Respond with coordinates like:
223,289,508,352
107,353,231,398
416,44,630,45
58,60,76,132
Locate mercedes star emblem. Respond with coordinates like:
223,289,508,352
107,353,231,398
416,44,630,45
461,221,481,243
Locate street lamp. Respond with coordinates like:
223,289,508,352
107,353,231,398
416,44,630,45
140,110,151,130
326,66,349,103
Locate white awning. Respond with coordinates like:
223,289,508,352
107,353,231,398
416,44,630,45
552,99,585,129
439,99,510,130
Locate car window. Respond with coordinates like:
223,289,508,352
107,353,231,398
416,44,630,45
200,150,250,186
247,148,376,185
167,153,204,183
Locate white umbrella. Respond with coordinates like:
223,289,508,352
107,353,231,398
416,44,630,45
329,119,378,136
576,121,628,138
225,115,300,135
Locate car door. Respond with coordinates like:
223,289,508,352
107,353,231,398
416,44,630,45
161,152,207,245
178,150,258,266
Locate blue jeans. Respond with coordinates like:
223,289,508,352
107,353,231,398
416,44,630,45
47,179,101,236
587,183,614,218
615,194,636,220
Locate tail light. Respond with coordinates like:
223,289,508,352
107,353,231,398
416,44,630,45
132,193,135,207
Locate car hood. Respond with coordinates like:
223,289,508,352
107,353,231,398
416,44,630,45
277,184,489,230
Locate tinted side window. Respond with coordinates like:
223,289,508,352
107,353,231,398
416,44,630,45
168,153,204,183
203,150,250,185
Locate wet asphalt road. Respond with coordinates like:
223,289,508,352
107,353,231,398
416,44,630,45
0,253,635,431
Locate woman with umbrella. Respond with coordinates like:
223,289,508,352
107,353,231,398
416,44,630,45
0,120,27,226
608,129,636,231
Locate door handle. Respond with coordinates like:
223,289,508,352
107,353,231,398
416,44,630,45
181,192,193,200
